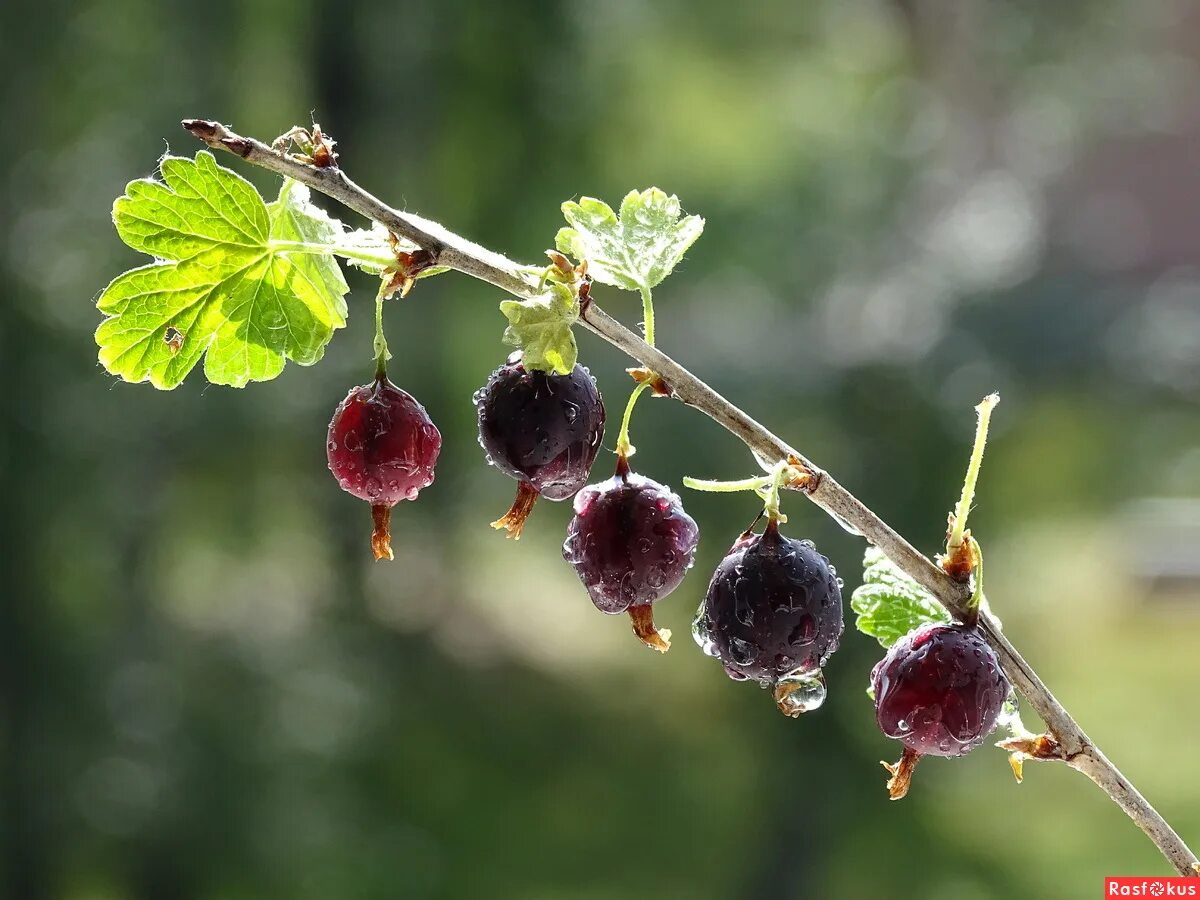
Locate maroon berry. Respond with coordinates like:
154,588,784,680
871,622,1010,798
693,520,843,714
563,456,699,651
327,375,442,560
475,351,604,538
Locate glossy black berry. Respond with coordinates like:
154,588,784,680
871,622,1009,758
563,456,699,651
694,519,843,712
328,375,442,560
475,351,605,537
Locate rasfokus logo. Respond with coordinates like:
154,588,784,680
1105,877,1199,896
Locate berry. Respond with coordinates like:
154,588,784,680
693,519,843,715
327,375,442,560
563,456,700,651
871,622,1010,798
475,351,605,538
872,622,1009,757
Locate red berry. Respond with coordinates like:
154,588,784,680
871,623,1009,759
562,456,699,651
327,375,441,560
475,352,604,538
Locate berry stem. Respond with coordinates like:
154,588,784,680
948,393,999,552
882,747,922,800
370,504,394,561
491,481,539,540
965,536,985,617
760,459,789,523
614,380,651,459
373,277,391,379
628,604,671,653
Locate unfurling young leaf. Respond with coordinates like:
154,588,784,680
499,282,579,375
96,152,351,389
555,188,704,292
851,547,953,648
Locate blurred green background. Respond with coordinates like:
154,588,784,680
4,0,1200,897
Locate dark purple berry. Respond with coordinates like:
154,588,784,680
871,622,1010,798
328,375,442,560
475,351,605,538
694,519,843,714
563,456,699,651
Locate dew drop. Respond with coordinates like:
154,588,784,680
788,614,816,646
729,637,756,666
691,614,719,657
775,668,827,715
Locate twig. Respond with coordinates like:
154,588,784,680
183,119,1199,876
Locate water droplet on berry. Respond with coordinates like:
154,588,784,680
775,668,827,715
729,637,756,666
722,663,750,682
788,614,816,646
692,614,719,657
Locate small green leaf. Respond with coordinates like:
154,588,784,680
96,153,349,389
851,547,953,648
556,188,704,291
499,282,579,374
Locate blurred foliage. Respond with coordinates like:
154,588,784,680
3,0,1200,897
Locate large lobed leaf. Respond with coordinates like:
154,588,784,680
96,152,349,389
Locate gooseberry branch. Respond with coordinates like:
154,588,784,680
182,119,1198,875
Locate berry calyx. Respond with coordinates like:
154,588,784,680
693,519,843,715
475,351,605,538
327,375,442,560
871,622,1011,799
563,455,700,652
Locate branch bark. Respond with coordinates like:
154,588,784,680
183,119,1199,876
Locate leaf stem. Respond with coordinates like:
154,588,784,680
614,380,651,459
639,284,656,347
948,393,999,551
270,239,397,269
